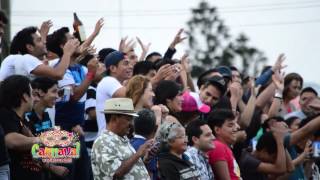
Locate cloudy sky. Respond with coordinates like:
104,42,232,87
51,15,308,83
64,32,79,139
10,0,320,84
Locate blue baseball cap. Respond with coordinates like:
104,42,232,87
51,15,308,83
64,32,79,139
104,51,126,69
217,66,232,79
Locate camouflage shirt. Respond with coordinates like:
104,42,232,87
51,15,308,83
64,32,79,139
91,130,150,180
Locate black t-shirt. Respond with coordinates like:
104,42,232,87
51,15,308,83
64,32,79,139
0,108,44,180
0,123,9,166
24,109,52,135
158,152,200,180
239,150,267,180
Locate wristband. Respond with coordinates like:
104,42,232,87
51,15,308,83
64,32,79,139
86,71,95,81
274,89,283,99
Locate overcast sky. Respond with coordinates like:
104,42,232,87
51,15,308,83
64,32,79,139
10,0,320,84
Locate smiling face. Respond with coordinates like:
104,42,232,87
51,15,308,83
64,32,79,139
214,118,239,145
168,127,188,155
110,58,133,82
41,84,59,108
167,92,183,113
194,125,215,152
141,82,155,109
199,84,222,106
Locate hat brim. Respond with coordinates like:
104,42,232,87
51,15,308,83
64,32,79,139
102,110,139,117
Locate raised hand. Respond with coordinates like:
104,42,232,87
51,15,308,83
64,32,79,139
93,18,104,36
180,53,191,73
272,71,285,92
136,37,151,61
119,36,136,54
229,81,242,103
137,139,154,157
39,20,53,42
169,28,187,49
153,64,171,81
272,54,287,73
63,39,80,56
136,37,151,54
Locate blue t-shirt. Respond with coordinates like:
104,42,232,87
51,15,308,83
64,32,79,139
25,110,53,135
284,134,305,180
130,136,158,180
55,64,86,130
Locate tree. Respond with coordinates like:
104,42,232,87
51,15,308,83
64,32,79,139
186,0,267,77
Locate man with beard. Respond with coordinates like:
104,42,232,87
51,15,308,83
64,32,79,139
0,26,78,81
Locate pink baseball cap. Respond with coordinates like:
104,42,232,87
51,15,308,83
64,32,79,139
182,91,211,113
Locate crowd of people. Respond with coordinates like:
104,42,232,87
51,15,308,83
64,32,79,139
0,10,320,180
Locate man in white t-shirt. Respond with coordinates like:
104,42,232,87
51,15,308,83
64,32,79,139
0,26,78,81
96,51,133,136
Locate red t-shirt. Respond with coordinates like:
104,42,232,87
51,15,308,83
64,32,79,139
207,139,241,180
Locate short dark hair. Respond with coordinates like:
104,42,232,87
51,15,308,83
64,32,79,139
256,132,277,154
207,109,235,135
154,80,182,106
153,58,176,71
201,76,226,95
31,77,58,93
10,26,37,54
197,68,219,88
300,87,318,97
262,116,284,133
133,61,156,76
0,75,31,109
98,48,116,63
46,27,70,57
186,119,207,146
229,66,239,72
79,54,95,67
146,52,162,61
285,116,300,128
0,10,8,24
134,109,157,137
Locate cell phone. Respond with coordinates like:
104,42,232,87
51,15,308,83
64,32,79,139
312,141,320,159
151,141,160,150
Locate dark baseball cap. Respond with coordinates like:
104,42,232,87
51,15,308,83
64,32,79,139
104,51,126,69
217,66,232,79
205,76,227,95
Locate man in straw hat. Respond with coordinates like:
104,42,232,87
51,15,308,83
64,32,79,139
91,98,154,180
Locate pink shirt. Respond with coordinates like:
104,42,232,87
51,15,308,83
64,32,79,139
207,139,241,180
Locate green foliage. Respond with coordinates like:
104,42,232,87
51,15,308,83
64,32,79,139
187,1,267,77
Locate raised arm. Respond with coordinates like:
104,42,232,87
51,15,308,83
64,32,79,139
80,18,104,49
136,37,151,61
163,28,187,59
238,82,257,128
31,39,79,80
257,130,286,174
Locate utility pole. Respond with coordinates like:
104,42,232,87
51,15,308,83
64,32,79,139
118,0,123,39
1,0,10,43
